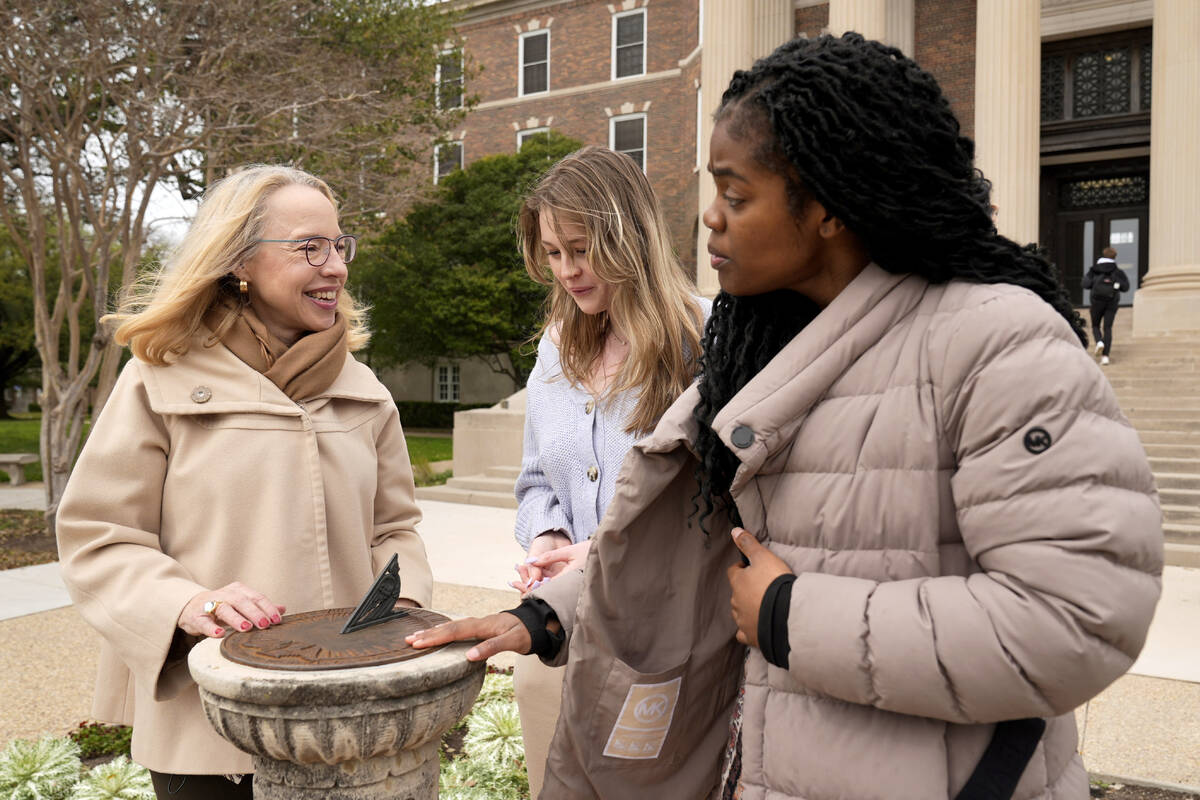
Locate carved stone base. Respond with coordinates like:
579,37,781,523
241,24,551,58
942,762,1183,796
189,629,484,799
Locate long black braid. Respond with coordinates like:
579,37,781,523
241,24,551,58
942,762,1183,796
693,33,1088,531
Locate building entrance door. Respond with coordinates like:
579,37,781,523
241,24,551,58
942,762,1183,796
1040,157,1149,306
1057,210,1146,306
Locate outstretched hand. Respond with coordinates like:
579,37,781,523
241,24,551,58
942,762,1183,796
406,612,532,662
726,527,792,648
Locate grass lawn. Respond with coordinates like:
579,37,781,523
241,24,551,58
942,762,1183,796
0,414,43,483
406,435,453,465
0,416,452,483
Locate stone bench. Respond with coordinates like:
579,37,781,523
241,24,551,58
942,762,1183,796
0,453,38,486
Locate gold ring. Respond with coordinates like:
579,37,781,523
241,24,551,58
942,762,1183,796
202,600,224,616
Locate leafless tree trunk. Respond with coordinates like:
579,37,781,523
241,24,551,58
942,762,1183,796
0,1,465,531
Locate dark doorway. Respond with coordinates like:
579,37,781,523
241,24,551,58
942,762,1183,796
1039,157,1149,306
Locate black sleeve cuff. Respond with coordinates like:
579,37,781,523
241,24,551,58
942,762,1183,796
757,573,796,669
508,597,566,659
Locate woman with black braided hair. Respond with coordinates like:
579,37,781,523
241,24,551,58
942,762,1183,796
410,33,1162,799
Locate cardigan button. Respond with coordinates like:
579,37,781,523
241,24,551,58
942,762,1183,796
585,399,595,414
587,466,599,482
730,425,755,449
190,386,212,404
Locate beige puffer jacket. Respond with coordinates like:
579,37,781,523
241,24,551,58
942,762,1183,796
535,264,1163,799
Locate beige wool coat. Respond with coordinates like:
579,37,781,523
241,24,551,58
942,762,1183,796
535,264,1163,800
56,334,432,775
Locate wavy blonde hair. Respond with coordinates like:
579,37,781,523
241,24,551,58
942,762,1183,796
518,146,705,434
107,165,370,364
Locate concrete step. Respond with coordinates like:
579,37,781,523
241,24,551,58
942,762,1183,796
1158,486,1200,507
1154,472,1200,491
1139,430,1200,445
1165,542,1200,569
1147,457,1200,473
1124,408,1200,421
1164,522,1200,546
485,465,522,480
1142,443,1200,459
1162,504,1200,526
414,484,518,509
1124,418,1200,432
445,475,517,494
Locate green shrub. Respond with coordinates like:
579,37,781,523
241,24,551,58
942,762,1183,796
67,724,132,760
395,401,490,430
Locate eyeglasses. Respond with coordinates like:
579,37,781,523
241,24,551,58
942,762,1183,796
257,234,358,267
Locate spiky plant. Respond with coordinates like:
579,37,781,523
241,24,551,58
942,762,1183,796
475,672,517,706
68,756,153,800
463,700,524,766
439,753,528,800
0,736,81,800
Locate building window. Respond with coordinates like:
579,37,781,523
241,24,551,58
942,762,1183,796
1040,29,1151,123
520,30,549,95
436,49,463,111
518,127,550,149
434,141,462,183
610,114,646,171
612,9,646,79
436,365,460,403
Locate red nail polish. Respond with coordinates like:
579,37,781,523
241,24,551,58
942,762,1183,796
272,614,282,624
214,628,224,637
240,621,251,631
259,618,269,628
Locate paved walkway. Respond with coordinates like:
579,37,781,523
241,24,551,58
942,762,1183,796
2,485,1197,792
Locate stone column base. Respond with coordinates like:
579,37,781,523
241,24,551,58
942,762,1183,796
1132,264,1200,336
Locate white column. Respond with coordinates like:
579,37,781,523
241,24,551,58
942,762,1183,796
694,0,790,296
973,0,1040,245
885,0,914,55
1134,0,1200,334
828,0,887,41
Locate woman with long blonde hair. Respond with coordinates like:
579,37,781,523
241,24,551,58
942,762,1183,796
507,145,709,796
57,165,431,800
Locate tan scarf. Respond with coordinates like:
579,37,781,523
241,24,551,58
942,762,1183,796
204,302,349,401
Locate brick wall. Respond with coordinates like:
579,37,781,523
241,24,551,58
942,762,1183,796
914,0,976,138
794,3,829,39
455,0,701,265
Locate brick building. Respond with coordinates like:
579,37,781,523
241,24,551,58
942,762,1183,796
397,0,1198,405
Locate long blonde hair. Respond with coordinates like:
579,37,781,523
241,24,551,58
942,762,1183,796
107,165,370,364
518,146,704,434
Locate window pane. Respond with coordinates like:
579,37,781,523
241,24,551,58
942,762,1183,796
437,143,462,181
616,13,644,47
523,33,547,63
1140,43,1152,110
1040,55,1065,122
524,62,547,93
613,118,643,152
623,148,644,170
616,44,643,77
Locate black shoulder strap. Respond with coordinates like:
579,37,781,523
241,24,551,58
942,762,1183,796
953,717,1046,800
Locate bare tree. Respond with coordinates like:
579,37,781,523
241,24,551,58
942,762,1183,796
0,0,464,529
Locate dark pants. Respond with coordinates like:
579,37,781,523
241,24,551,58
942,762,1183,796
1090,295,1120,356
150,770,253,800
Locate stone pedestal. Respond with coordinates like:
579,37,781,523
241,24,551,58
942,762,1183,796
189,632,485,799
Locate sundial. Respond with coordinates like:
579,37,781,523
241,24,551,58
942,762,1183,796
220,554,450,671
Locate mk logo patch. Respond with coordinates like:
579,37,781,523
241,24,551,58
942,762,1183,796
1024,427,1053,454
602,676,682,760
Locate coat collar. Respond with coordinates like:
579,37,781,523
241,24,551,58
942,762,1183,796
139,331,390,416
709,263,926,492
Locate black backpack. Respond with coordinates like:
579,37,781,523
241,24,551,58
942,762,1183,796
1091,273,1117,299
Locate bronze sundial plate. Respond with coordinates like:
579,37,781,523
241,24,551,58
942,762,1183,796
220,608,451,671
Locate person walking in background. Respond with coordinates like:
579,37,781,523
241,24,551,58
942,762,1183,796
56,165,431,800
1084,246,1129,365
409,33,1161,800
508,145,709,797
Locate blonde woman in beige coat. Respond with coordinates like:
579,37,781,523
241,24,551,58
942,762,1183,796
410,35,1162,800
57,166,431,800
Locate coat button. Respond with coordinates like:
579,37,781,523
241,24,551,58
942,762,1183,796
190,386,212,404
587,466,599,482
585,399,595,414
730,425,755,449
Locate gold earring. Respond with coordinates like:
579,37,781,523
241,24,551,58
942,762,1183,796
239,279,249,296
